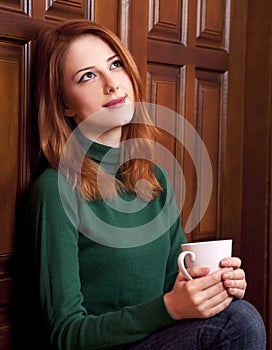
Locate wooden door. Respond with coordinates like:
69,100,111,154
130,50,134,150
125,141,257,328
240,0,272,347
144,3,271,347
0,1,271,349
0,2,115,349
146,0,233,245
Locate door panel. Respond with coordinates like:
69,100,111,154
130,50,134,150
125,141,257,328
43,0,90,21
0,0,271,348
196,0,230,50
147,63,184,206
148,0,183,42
147,0,229,244
0,40,27,349
193,70,227,240
0,47,20,253
0,0,29,15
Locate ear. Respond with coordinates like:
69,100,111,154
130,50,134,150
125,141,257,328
64,106,76,118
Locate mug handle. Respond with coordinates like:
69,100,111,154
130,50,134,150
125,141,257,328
178,251,195,280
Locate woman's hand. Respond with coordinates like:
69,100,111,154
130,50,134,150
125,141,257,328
163,267,233,320
220,257,247,300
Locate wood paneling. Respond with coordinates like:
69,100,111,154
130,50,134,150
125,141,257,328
240,1,272,346
193,70,227,240
0,36,28,350
0,1,271,348
221,0,247,255
124,0,149,89
196,0,230,50
94,0,118,33
0,0,29,15
147,64,182,116
0,4,123,348
148,40,229,71
147,0,229,243
147,63,184,204
0,55,19,253
148,0,183,42
182,68,228,242
44,0,90,21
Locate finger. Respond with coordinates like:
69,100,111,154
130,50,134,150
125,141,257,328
183,269,231,304
224,278,246,290
223,272,247,299
199,279,227,300
182,277,232,316
206,288,233,308
176,271,190,282
220,257,241,268
223,275,247,291
195,290,233,318
186,266,210,279
221,268,245,281
204,294,233,318
193,268,232,290
226,286,246,299
176,268,208,282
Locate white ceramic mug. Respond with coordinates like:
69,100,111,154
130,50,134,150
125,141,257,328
178,239,232,280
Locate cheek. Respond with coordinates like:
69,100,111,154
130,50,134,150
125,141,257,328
120,73,134,95
65,90,96,115
126,80,135,99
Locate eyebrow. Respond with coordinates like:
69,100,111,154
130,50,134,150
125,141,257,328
73,54,119,78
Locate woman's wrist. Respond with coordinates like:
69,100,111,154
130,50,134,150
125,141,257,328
163,292,179,321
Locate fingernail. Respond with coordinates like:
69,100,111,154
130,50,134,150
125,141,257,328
226,280,233,287
222,259,230,265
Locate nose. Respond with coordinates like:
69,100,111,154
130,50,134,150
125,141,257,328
103,74,119,94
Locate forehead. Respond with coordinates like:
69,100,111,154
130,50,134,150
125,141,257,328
65,35,115,63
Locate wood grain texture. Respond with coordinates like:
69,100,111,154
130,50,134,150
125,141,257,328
0,0,271,348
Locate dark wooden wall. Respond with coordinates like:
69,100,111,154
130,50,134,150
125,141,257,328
0,0,271,348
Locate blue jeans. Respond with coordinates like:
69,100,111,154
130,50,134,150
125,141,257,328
128,300,266,349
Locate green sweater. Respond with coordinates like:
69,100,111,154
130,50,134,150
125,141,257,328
27,139,187,350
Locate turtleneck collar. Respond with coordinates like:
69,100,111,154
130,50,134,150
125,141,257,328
76,129,121,175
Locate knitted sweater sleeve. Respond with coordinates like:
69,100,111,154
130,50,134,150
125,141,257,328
158,168,188,293
27,169,177,350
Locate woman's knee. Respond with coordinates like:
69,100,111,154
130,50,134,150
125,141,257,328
225,299,266,347
128,299,267,350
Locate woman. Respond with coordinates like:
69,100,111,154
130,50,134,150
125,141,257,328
27,20,266,349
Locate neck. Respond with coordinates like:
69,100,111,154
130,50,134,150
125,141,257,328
79,125,122,148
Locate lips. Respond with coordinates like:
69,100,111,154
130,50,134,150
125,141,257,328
103,96,126,108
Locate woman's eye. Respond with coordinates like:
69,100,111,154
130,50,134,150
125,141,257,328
78,72,95,83
110,60,124,70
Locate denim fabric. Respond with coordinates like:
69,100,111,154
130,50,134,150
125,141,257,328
128,300,266,349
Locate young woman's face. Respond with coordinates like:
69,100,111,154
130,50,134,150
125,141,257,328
62,35,135,145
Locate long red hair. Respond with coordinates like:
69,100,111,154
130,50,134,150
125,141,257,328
35,20,162,201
